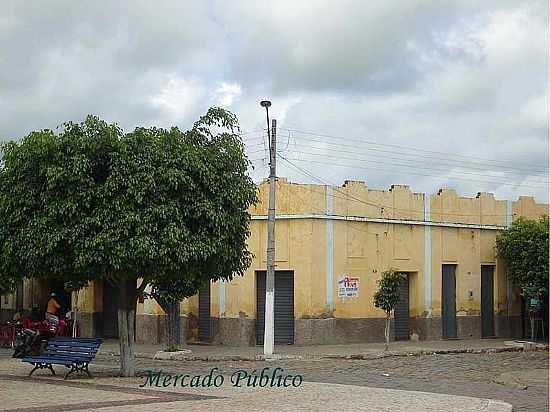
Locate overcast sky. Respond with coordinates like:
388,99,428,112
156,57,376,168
1,1,548,202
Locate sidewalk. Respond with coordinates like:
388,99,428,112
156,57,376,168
0,373,513,412
97,338,548,361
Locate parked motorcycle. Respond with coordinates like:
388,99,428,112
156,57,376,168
12,319,59,358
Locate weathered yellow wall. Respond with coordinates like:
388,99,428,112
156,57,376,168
65,178,547,323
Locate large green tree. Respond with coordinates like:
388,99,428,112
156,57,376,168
0,108,257,376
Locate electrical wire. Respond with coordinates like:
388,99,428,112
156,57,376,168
279,148,550,185
276,153,528,219
281,156,547,189
278,139,549,177
279,127,549,175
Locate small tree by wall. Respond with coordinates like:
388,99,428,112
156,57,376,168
496,216,549,339
373,269,406,351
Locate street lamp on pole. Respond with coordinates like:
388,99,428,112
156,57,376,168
260,99,276,356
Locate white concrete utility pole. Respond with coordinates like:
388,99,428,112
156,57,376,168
260,100,276,356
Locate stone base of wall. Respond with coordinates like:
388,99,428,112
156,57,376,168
411,315,524,341
77,312,102,338
136,314,165,344
495,315,523,339
211,317,255,346
295,318,393,345
410,317,442,341
136,314,187,345
73,312,527,345
457,316,481,339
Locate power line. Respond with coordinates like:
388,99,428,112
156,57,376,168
278,153,406,213
279,138,549,177
280,148,550,185
280,128,549,174
281,156,548,189
277,153,535,219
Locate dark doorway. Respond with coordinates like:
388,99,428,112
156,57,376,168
394,273,410,341
15,280,24,311
256,271,294,345
442,264,457,339
198,282,211,342
481,265,495,337
102,281,119,338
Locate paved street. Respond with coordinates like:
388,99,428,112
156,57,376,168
125,350,547,411
0,347,547,411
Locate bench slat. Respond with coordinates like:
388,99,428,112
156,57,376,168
48,341,101,348
48,344,99,350
46,346,97,356
47,344,100,352
50,338,102,344
41,352,94,360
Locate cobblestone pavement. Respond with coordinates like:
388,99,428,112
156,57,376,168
0,349,546,411
96,351,547,412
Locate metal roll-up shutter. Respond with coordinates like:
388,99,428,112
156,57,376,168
198,282,211,342
256,271,294,345
274,271,294,344
394,273,410,341
256,272,266,345
442,264,457,339
481,265,495,337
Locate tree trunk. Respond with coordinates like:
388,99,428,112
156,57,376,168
118,278,137,377
384,313,390,351
166,301,181,350
530,314,535,341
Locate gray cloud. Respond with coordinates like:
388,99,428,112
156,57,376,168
0,0,547,202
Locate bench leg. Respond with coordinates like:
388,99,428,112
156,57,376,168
64,365,76,380
64,363,91,380
29,363,55,377
83,364,92,378
28,364,39,377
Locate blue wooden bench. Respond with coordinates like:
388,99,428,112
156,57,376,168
22,337,102,379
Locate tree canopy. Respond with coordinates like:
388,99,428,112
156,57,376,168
496,216,549,298
0,107,257,375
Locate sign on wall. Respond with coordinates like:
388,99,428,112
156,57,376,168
337,274,360,298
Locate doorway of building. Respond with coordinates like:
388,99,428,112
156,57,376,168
198,282,211,342
442,264,457,339
256,271,294,345
15,280,24,312
481,265,495,338
394,273,410,341
102,281,119,338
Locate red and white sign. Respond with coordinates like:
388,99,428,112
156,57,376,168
337,274,360,298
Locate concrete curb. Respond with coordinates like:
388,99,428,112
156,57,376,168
483,399,514,412
97,344,548,362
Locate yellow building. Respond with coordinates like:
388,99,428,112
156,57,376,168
1,178,547,345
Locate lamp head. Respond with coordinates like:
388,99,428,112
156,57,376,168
260,100,272,108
